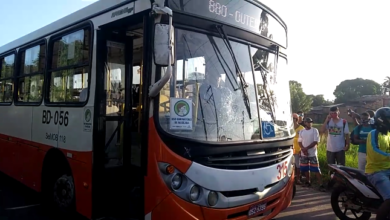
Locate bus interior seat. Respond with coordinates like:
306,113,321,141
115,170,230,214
79,88,88,102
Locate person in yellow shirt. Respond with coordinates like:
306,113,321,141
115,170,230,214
293,113,305,184
366,107,390,220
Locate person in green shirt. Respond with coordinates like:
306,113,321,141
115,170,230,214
353,112,375,171
366,107,390,220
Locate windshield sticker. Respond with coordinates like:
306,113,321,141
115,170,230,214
261,121,275,138
170,98,193,130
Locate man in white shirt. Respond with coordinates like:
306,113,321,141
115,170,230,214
299,117,326,192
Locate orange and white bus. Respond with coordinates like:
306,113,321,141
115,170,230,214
0,0,295,219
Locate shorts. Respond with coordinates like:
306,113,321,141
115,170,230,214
300,156,321,173
293,154,300,168
367,169,390,200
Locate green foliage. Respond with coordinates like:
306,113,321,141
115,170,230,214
333,78,382,104
289,80,313,113
382,76,390,95
307,94,333,107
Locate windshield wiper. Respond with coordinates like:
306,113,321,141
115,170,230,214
207,35,239,91
214,25,252,119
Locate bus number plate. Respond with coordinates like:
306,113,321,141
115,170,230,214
248,202,267,217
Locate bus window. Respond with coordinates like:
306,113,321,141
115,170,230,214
17,44,46,103
0,54,15,103
48,28,90,103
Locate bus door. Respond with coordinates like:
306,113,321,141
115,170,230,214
94,21,145,219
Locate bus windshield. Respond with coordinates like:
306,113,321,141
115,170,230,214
158,28,293,142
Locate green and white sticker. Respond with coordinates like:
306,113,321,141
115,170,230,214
170,98,192,130
83,108,93,132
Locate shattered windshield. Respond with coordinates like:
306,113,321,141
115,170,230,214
158,28,293,142
251,48,293,139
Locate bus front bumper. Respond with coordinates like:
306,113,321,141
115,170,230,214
149,171,295,220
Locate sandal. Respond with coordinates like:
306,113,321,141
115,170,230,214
302,182,311,187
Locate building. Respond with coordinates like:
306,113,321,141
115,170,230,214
305,95,390,123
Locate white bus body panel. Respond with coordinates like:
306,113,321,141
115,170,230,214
0,107,32,141
0,0,152,153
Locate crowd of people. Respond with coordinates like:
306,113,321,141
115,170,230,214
292,107,377,191
292,106,390,219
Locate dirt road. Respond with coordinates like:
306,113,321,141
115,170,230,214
273,185,376,220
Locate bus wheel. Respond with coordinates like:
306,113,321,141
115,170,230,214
52,174,75,212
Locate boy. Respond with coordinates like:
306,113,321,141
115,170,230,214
293,113,305,184
321,106,350,167
299,117,326,191
353,112,375,171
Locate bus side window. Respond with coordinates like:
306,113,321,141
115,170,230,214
47,28,91,103
16,43,46,104
0,54,15,103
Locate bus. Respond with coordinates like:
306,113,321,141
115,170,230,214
0,0,295,219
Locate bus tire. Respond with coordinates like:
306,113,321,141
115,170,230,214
53,174,75,211
41,150,76,216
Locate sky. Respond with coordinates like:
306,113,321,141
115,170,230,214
1,0,390,101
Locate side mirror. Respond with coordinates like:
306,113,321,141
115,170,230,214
153,23,175,66
149,6,174,98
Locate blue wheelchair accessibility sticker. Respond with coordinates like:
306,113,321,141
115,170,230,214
261,121,275,138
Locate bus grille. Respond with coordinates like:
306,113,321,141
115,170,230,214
194,145,292,170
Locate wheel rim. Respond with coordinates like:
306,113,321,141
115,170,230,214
337,191,365,219
53,175,74,209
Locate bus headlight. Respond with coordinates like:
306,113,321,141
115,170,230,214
171,174,182,190
208,191,218,206
158,162,221,208
189,185,200,201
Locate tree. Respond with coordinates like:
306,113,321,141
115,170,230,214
307,94,327,107
289,80,313,113
382,76,390,95
333,78,382,103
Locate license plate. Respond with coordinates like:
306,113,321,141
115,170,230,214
248,202,267,217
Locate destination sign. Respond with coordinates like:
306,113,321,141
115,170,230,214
168,0,287,47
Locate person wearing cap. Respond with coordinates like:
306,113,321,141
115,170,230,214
293,113,305,184
299,117,326,191
352,112,375,171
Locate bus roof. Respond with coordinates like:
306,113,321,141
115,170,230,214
0,0,133,55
